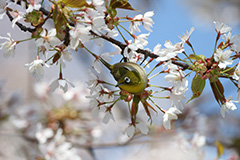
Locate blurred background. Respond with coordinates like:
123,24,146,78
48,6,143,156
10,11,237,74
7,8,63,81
1,0,240,159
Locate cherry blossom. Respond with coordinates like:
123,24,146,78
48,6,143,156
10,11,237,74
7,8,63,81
214,48,233,69
35,123,54,144
163,107,182,130
221,97,237,118
180,27,195,43
49,78,75,93
156,41,184,61
92,52,111,73
35,28,61,55
0,33,17,58
26,0,41,13
214,21,232,35
0,0,8,19
25,59,49,81
124,122,149,138
69,24,91,50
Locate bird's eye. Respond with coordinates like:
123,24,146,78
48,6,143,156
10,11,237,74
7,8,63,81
124,77,130,83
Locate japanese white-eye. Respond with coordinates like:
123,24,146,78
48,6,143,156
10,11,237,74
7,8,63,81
99,58,148,94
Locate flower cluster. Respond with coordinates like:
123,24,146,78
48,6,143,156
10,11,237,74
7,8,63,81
0,0,240,141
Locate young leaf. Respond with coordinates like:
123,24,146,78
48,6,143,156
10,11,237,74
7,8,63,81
52,4,67,38
131,95,140,122
52,53,61,64
215,141,224,159
58,0,91,8
189,54,206,61
111,0,137,11
210,78,225,105
187,74,206,103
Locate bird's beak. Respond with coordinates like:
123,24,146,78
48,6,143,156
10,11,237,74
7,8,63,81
115,82,124,87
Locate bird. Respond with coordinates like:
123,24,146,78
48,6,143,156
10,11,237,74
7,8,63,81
95,55,148,94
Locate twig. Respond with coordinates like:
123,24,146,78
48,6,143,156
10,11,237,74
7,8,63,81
6,3,190,70
6,10,36,33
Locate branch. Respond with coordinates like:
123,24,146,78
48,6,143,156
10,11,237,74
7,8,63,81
6,10,36,33
7,3,190,70
90,30,190,70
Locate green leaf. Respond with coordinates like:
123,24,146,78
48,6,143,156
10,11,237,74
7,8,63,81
52,4,67,38
52,53,61,64
59,0,91,8
108,6,117,19
210,78,225,105
111,0,137,11
131,95,140,119
189,54,206,61
108,0,137,20
187,74,205,103
215,141,224,159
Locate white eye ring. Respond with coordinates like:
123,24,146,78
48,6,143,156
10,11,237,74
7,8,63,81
124,77,130,83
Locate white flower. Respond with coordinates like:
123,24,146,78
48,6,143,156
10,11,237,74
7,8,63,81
49,79,75,93
123,44,137,61
91,15,105,32
214,21,232,34
25,59,49,81
222,32,240,46
57,47,72,68
134,33,149,49
233,62,240,87
103,110,115,124
123,34,149,61
86,70,102,94
35,123,54,144
156,41,184,61
124,122,149,138
92,105,105,119
0,0,7,19
180,27,195,43
152,43,161,55
165,64,188,94
92,0,104,6
170,91,185,110
136,123,149,135
131,11,154,33
61,47,72,62
129,20,141,34
95,85,114,102
69,24,91,49
26,0,41,13
11,11,24,28
0,33,17,58
221,97,237,118
231,42,240,53
191,132,206,148
142,11,154,32
214,48,233,69
237,90,240,104
124,125,135,138
39,129,82,160
92,52,111,73
163,107,181,130
35,28,61,53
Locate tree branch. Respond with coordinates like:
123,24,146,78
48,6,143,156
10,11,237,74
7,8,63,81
6,3,190,70
6,10,36,33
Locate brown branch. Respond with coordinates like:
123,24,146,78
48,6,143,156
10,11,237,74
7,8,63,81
90,30,190,70
90,30,127,50
6,10,36,33
6,3,190,70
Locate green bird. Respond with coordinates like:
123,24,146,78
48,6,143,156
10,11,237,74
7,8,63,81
96,56,148,94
